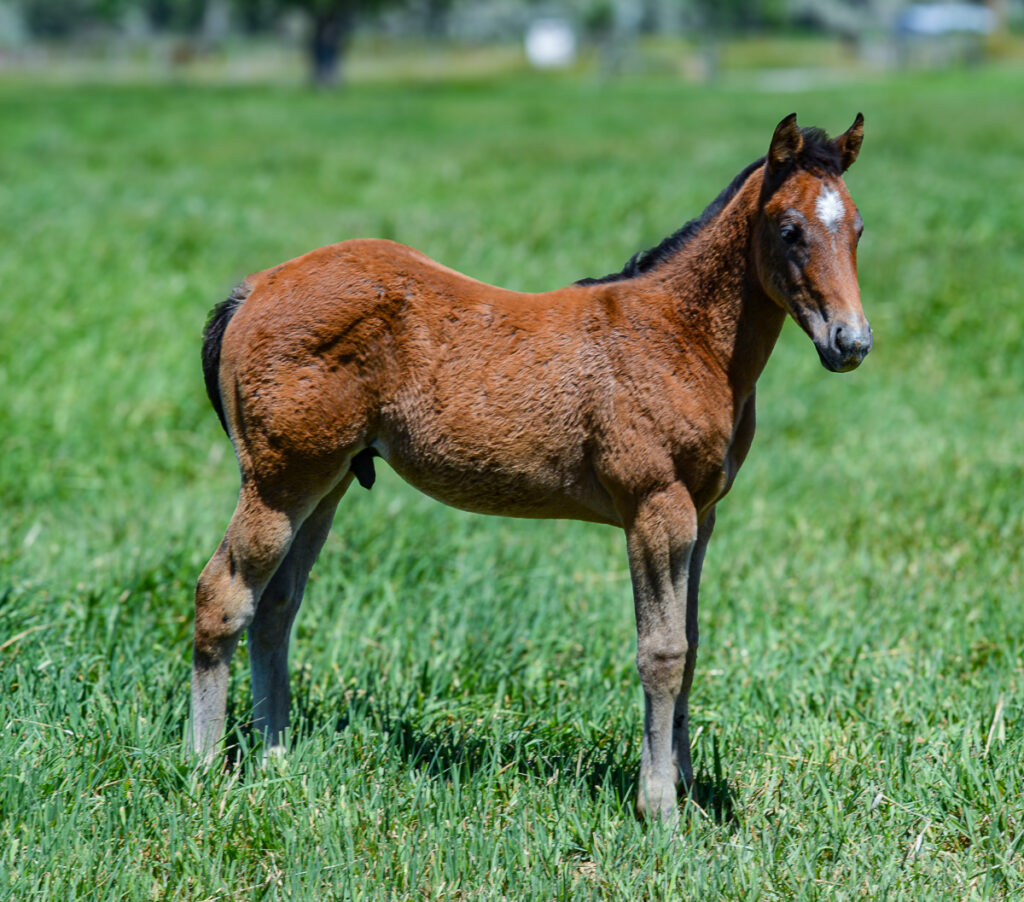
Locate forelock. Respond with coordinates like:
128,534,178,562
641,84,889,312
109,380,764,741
796,127,843,176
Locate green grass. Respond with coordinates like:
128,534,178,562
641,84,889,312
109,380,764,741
1,64,1023,899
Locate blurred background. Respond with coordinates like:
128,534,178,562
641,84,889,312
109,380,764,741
4,3,1024,896
0,0,1022,86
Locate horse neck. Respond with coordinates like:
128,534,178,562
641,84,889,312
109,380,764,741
647,171,786,400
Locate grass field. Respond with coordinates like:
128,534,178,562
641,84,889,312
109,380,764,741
2,61,1023,899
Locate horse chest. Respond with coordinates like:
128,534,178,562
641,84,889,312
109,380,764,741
675,390,755,516
696,450,737,517
706,392,756,511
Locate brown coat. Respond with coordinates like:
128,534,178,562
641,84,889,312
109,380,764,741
192,113,871,823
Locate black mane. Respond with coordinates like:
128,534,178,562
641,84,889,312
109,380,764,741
576,126,842,286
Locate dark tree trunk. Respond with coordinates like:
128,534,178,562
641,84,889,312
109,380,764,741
423,0,451,38
638,0,660,34
309,8,355,87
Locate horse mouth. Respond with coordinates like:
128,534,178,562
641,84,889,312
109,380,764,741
815,334,872,372
817,348,866,372
812,317,872,373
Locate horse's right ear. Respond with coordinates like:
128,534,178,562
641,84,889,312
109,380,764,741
766,113,803,176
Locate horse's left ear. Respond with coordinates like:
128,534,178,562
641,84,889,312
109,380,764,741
834,113,864,172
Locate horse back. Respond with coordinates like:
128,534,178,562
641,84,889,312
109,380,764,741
214,241,612,516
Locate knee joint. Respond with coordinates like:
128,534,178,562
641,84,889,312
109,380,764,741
194,573,255,646
637,640,688,688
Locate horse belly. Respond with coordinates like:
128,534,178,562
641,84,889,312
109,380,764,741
375,416,617,524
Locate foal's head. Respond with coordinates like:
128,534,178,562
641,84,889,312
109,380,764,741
753,113,871,373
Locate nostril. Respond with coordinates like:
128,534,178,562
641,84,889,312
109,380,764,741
831,323,849,352
832,322,871,355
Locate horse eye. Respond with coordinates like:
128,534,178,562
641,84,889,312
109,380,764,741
780,224,802,245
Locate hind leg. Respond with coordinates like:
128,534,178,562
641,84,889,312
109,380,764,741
249,474,352,754
191,484,313,759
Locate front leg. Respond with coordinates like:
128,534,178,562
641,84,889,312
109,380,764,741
625,483,697,824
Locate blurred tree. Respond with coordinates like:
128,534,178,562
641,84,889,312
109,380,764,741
421,0,451,37
19,0,130,37
143,0,205,31
691,0,787,32
258,0,409,86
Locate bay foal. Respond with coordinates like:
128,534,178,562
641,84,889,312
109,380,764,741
193,114,871,822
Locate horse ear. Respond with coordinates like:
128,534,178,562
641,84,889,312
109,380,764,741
766,113,803,175
834,112,864,172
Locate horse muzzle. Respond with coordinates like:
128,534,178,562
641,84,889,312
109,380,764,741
817,319,873,373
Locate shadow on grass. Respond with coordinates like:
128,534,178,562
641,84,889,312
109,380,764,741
284,686,739,826
686,773,737,826
375,712,737,827
384,714,636,800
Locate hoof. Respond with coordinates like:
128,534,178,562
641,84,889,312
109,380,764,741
261,745,289,768
636,781,680,826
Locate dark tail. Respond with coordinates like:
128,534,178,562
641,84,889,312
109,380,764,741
201,283,251,436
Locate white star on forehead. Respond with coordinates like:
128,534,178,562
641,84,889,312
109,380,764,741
815,185,845,233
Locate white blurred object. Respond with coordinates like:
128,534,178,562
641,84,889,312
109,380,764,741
897,3,997,35
525,18,576,69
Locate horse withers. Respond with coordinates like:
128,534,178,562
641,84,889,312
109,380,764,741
192,114,870,823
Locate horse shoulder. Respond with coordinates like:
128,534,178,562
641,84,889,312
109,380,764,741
589,329,749,517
